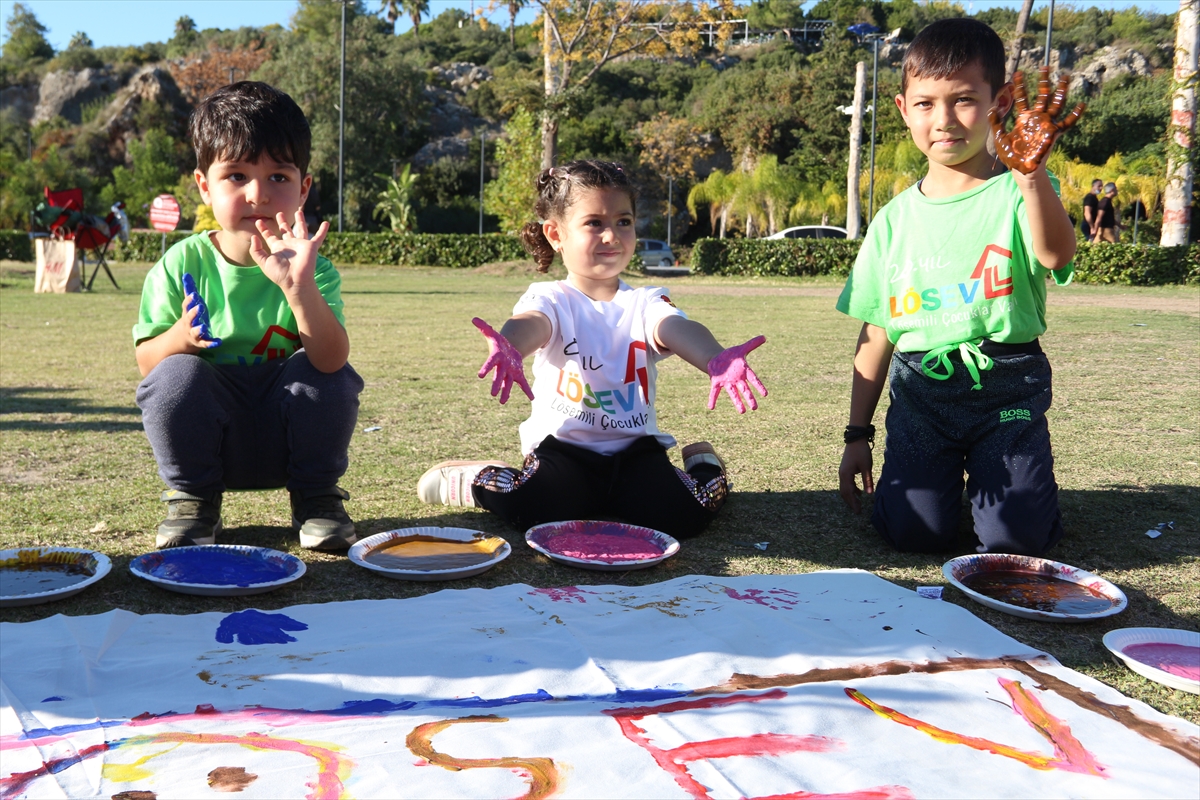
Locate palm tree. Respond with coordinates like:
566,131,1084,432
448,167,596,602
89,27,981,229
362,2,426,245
789,181,847,227
379,0,426,38
687,170,738,239
373,166,419,233
507,0,526,47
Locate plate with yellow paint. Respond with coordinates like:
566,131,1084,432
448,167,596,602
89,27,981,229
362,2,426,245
0,547,112,607
348,527,511,581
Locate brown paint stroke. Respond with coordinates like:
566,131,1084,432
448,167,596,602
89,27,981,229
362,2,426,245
207,766,258,792
406,715,560,799
111,792,156,800
696,655,1199,767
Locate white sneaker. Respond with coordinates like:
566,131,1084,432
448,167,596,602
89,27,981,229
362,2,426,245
416,460,509,507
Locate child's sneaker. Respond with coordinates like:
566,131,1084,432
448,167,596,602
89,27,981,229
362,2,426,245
157,489,222,549
290,486,357,550
682,442,726,472
417,460,508,507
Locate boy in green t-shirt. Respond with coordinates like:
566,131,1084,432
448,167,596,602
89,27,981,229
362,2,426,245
133,82,363,550
836,19,1083,555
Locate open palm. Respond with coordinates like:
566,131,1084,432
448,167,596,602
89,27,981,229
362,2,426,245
249,211,330,292
989,66,1086,175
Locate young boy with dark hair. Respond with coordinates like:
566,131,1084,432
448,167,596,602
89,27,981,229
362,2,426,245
836,18,1084,555
134,81,363,550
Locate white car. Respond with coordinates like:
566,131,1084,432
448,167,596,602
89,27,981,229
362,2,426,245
766,225,849,240
637,239,676,267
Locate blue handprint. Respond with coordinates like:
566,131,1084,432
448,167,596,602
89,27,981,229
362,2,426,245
182,273,222,346
215,609,309,645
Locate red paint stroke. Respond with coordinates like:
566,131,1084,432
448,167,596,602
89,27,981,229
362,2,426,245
406,715,559,800
603,691,912,800
0,731,352,800
529,586,594,603
724,587,802,611
846,678,1106,777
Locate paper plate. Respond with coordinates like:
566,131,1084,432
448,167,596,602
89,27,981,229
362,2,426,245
348,527,511,581
525,520,679,571
0,547,112,607
1103,628,1200,694
942,554,1126,622
129,545,305,597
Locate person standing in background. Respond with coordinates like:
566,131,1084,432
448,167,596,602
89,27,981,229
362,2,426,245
1092,182,1120,243
1081,178,1101,240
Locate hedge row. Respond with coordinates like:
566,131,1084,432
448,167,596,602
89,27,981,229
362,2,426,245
3,230,1198,284
690,237,1200,285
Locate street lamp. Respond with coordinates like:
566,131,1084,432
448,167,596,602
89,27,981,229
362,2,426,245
338,0,347,234
857,27,901,225
1044,0,1056,66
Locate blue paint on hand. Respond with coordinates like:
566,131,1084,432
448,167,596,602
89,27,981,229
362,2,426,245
215,609,308,645
182,273,222,347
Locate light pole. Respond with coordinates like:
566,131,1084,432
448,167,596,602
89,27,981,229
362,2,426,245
867,34,880,223
338,0,347,233
1044,0,1055,66
479,129,487,235
666,176,674,248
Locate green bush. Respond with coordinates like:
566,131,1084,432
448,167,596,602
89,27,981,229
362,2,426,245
0,231,34,261
691,238,862,277
691,237,1200,286
1072,242,1200,285
100,231,527,268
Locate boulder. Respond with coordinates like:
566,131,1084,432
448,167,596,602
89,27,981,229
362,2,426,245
32,67,122,125
99,66,191,160
1069,46,1152,95
412,135,471,169
431,62,492,94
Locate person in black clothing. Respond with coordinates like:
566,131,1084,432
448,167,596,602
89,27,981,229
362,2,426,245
1092,182,1119,243
1081,178,1101,239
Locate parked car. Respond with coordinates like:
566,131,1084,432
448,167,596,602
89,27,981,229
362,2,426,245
766,225,849,240
637,238,676,267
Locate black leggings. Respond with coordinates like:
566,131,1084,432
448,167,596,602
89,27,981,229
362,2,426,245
471,436,727,539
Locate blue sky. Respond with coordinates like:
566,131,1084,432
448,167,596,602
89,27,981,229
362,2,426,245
1,0,1187,51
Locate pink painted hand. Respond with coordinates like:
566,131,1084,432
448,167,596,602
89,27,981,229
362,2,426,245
473,317,534,404
706,335,768,413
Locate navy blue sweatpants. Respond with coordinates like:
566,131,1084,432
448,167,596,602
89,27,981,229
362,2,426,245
872,344,1064,555
136,351,363,496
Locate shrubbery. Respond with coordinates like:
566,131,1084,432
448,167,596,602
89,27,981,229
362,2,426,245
4,231,1197,285
690,237,1200,285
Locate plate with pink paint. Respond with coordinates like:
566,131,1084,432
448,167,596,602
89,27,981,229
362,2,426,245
525,521,679,571
1103,628,1200,694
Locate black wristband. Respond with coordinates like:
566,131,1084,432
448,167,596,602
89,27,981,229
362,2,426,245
844,424,875,448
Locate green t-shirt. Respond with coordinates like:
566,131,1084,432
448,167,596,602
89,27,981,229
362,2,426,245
133,232,345,367
836,171,1072,354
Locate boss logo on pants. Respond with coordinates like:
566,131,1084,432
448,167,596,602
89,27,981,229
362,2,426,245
1000,408,1032,422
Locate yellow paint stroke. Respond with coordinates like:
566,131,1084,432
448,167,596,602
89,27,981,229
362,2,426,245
847,679,1106,776
102,743,182,783
406,715,560,799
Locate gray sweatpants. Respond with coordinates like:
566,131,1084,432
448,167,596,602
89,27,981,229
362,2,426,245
872,344,1064,555
136,352,363,496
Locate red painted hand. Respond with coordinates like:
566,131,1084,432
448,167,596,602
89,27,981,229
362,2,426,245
706,335,768,413
473,317,534,404
989,66,1086,175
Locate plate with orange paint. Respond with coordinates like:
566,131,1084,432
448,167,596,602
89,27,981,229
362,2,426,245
525,520,680,571
1103,628,1200,694
0,547,112,607
349,527,511,581
942,554,1126,622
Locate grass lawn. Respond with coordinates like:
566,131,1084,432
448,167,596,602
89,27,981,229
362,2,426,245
1,259,1197,724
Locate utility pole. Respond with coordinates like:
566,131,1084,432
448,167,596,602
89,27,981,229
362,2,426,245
1163,0,1198,245
338,0,347,233
847,61,867,239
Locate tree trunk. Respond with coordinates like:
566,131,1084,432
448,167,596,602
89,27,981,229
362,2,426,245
1163,0,1199,245
542,11,560,168
847,61,867,239
1005,0,1035,81
719,205,727,238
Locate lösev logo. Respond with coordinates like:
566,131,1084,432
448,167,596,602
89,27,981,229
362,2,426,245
889,243,1015,319
1000,408,1031,422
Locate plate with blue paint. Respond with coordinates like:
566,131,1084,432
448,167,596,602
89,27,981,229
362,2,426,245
0,547,112,607
130,545,305,596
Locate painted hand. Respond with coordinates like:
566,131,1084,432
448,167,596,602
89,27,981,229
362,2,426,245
215,609,309,646
182,273,221,347
473,317,534,404
989,66,1085,175
706,335,768,413
249,210,330,292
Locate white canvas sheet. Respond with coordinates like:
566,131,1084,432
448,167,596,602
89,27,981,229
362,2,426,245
1,570,1196,799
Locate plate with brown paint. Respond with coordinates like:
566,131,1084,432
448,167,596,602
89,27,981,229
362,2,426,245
0,547,112,607
348,527,511,581
942,554,1126,622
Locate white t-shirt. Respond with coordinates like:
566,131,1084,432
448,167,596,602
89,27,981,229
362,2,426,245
514,280,687,456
